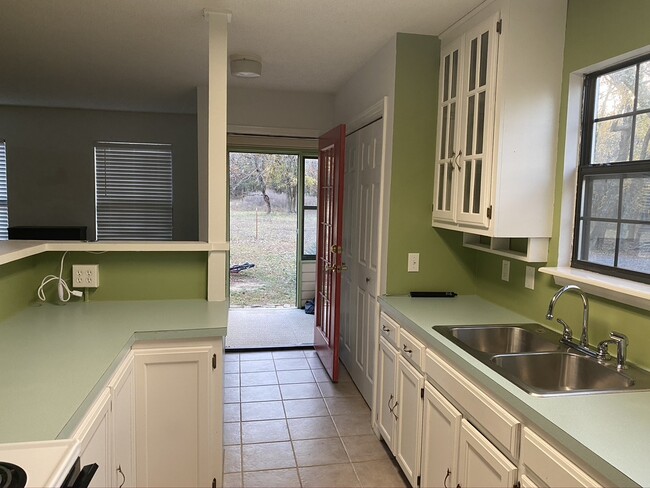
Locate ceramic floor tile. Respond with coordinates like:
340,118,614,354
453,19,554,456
277,369,316,384
280,383,322,400
287,416,338,440
224,361,240,373
241,419,290,444
307,357,325,369
299,463,361,487
224,403,241,422
324,396,370,416
224,422,242,445
341,435,391,463
274,358,311,371
318,380,362,398
353,459,409,487
240,385,281,403
283,398,329,418
272,349,308,359
241,441,296,471
240,359,276,373
239,351,274,361
223,472,243,488
224,387,241,404
243,468,301,488
303,349,319,358
310,368,331,382
240,371,278,387
224,445,242,473
241,400,286,421
225,373,241,388
331,413,374,436
224,353,240,362
292,437,350,467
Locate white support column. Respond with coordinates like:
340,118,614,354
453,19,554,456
204,10,231,302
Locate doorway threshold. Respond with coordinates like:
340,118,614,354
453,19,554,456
225,307,314,350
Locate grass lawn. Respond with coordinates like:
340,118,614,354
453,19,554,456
230,208,297,307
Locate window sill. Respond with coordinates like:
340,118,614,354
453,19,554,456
539,266,650,311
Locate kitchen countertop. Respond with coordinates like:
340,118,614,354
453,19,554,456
0,299,228,444
380,295,647,487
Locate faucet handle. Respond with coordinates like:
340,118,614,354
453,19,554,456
556,318,573,342
610,331,628,370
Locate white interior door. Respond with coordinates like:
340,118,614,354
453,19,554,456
339,117,384,403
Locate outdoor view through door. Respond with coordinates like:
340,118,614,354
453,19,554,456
229,152,318,308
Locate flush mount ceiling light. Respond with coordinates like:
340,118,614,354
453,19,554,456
230,54,262,78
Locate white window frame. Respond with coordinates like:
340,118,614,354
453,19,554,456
94,142,173,241
0,141,7,240
540,45,650,311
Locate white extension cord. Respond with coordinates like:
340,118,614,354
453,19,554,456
37,251,83,303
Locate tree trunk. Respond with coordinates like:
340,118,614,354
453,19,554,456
254,159,271,213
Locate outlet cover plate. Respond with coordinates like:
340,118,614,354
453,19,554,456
525,266,535,290
408,253,419,272
501,260,510,282
72,264,100,288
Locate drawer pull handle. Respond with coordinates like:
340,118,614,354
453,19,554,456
388,394,394,412
117,465,126,488
443,469,451,488
402,344,413,354
382,325,391,333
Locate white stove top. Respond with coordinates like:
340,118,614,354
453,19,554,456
0,440,79,487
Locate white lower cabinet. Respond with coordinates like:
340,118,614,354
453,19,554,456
377,336,398,451
457,419,517,488
72,337,223,488
395,356,424,487
133,340,220,488
421,382,461,488
520,428,600,488
376,311,606,488
74,388,113,488
111,355,136,488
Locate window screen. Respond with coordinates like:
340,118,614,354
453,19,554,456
95,142,173,240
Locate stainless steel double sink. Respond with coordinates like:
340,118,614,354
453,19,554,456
433,324,650,396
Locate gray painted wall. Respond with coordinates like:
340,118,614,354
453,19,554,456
0,105,198,240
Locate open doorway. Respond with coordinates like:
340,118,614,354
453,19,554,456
227,150,317,349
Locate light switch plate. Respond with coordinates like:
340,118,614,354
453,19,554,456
525,266,535,290
408,253,419,272
501,260,510,282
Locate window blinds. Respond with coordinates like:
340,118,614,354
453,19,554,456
0,142,8,240
94,143,173,240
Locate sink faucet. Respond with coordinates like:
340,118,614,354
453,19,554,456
546,285,590,348
598,331,629,370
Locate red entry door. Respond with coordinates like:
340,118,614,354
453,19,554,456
314,124,346,382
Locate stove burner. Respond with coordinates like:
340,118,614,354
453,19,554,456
0,463,27,488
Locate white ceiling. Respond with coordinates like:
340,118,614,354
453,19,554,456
0,0,483,114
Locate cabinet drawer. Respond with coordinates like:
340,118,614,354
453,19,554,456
398,328,425,370
379,312,400,347
425,349,520,459
521,428,601,488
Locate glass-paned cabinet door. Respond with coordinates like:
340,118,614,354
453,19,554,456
433,39,463,223
456,14,499,228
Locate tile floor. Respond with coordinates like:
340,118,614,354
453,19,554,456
223,349,409,488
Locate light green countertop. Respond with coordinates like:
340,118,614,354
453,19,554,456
380,295,647,487
0,299,228,444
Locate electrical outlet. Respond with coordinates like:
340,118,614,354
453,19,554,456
525,266,535,290
501,260,510,282
407,253,419,272
72,264,100,288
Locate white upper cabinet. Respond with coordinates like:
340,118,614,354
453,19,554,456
433,0,567,240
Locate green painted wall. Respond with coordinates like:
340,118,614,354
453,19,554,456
386,33,476,296
0,251,207,320
473,0,650,370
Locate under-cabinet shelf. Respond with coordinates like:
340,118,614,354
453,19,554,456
462,233,549,262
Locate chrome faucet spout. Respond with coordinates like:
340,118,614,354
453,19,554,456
546,285,590,347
